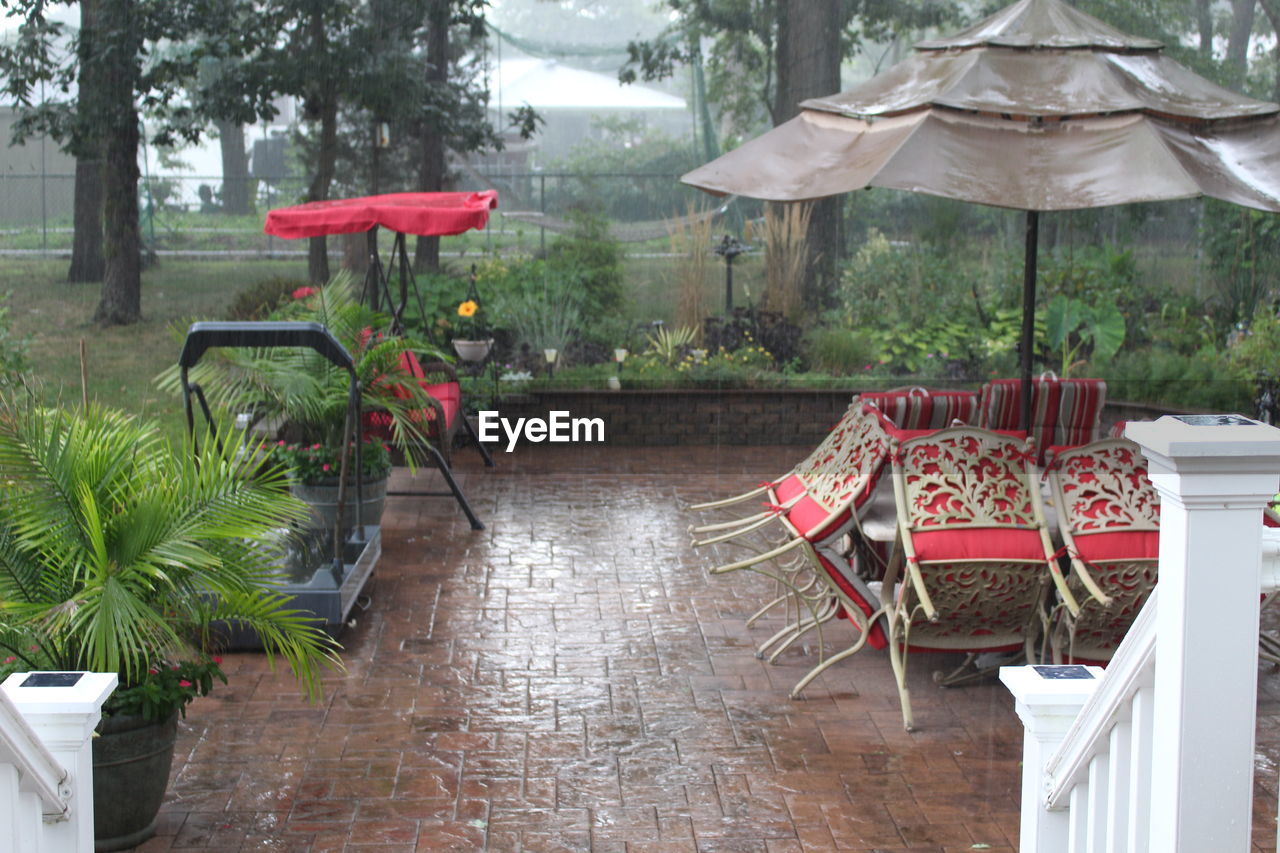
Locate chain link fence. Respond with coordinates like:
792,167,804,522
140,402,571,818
0,171,725,259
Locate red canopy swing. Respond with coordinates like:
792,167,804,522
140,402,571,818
264,190,501,530
264,190,499,332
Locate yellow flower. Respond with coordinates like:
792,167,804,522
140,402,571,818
457,300,478,318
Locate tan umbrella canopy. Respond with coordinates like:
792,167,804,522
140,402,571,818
682,0,1280,425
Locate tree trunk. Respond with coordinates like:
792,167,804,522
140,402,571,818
305,8,337,284
1197,0,1214,59
216,119,252,216
68,157,105,283
93,0,142,326
68,0,104,283
414,0,450,273
1259,0,1280,102
306,97,337,284
1226,0,1257,89
773,0,843,309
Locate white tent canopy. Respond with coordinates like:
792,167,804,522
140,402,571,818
494,57,686,111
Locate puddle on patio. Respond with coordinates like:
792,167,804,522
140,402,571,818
137,445,1280,852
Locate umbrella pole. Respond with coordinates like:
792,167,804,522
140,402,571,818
1020,210,1039,433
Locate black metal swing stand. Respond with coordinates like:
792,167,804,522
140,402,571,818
178,321,381,638
357,226,494,531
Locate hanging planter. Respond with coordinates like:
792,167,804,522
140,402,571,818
452,338,494,362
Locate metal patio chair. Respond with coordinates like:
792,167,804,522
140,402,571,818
1044,438,1160,664
686,398,864,535
700,407,894,679
884,426,1069,730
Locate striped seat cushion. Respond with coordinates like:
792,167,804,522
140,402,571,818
861,388,978,431
979,378,1106,462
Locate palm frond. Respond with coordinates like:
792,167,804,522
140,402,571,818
0,395,339,696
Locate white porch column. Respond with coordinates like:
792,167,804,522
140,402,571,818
1000,664,1103,853
1,672,117,853
1126,415,1280,852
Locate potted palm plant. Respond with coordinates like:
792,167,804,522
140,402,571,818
0,399,342,851
159,275,444,530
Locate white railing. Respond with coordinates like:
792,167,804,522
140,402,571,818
0,672,116,853
1047,593,1156,851
0,687,72,843
1005,415,1280,853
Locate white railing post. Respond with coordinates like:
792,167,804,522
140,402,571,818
1125,415,1280,852
1000,664,1104,853
1,672,117,853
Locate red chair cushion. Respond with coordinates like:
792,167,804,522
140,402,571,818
784,496,850,541
814,552,888,649
865,405,1025,443
910,528,1047,563
773,474,805,503
1072,530,1159,563
421,381,460,431
363,350,461,441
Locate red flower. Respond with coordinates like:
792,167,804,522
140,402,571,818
148,669,158,675
322,463,331,472
2,656,15,665
311,443,321,450
292,286,317,300
212,656,223,665
179,680,192,688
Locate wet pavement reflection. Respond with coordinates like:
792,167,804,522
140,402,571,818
134,445,1280,851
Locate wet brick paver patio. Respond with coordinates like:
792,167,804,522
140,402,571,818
132,445,1280,851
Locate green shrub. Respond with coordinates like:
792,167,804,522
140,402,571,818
397,270,475,343
0,292,28,385
702,307,802,366
541,208,625,326
227,276,309,321
1037,245,1137,306
503,286,582,363
1202,198,1280,325
802,326,878,375
644,325,697,366
1146,301,1217,355
1102,346,1251,412
838,231,986,329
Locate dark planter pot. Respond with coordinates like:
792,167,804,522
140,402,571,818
291,476,388,532
92,712,178,852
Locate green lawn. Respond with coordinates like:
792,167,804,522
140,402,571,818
0,251,738,435
0,258,308,437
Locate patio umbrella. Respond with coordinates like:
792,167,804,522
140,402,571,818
682,0,1280,428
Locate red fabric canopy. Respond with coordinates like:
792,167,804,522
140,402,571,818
263,190,498,239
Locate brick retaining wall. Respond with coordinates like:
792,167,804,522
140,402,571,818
491,389,854,446
487,390,1198,447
